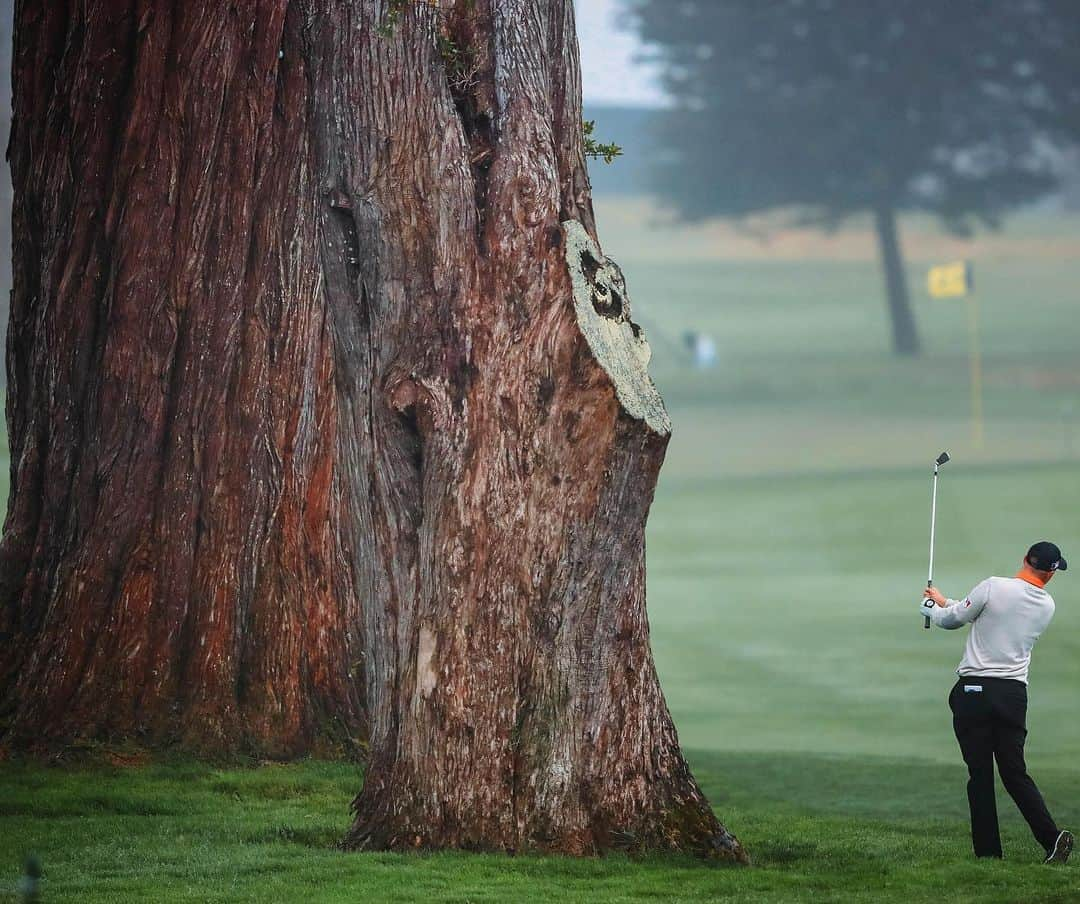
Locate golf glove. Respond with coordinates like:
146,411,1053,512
918,597,937,621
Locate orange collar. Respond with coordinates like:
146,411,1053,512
1016,567,1048,588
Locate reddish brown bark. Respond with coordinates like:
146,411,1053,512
1,0,745,860
0,0,362,756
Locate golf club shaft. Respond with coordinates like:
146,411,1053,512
925,464,940,629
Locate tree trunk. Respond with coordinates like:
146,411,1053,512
0,0,363,756
2,0,746,860
873,203,920,356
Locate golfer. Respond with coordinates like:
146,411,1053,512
920,541,1072,864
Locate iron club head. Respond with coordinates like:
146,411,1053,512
936,451,950,466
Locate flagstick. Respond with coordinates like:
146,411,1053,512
966,284,984,450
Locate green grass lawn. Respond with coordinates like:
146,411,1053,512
3,751,1079,902
1,202,1079,901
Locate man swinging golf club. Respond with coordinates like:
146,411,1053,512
920,540,1072,863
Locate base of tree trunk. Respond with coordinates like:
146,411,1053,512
341,773,748,862
875,204,921,357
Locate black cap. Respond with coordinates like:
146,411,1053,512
1027,541,1067,573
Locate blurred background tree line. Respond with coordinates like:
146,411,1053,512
590,0,1080,356
0,2,1078,360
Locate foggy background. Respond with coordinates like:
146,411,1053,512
574,0,1080,772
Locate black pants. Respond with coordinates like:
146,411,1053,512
949,676,1059,857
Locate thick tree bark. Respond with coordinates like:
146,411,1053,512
1,0,362,756
1,0,745,860
873,203,920,357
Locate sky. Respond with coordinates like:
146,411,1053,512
574,0,667,107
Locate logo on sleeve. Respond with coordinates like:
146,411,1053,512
964,599,971,607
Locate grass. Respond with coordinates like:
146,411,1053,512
1,201,1079,900
2,752,1080,902
648,462,1080,766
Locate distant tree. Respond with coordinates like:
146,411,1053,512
625,0,1080,355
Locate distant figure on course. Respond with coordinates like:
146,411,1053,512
682,330,717,369
920,541,1072,863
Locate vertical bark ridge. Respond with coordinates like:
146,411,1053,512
439,0,497,245
2,0,365,756
1,0,142,716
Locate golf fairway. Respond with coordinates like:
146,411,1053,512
2,202,1078,900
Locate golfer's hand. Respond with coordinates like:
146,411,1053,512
924,586,948,607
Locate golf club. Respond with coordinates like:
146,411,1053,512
924,451,951,628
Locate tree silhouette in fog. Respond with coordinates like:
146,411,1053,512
626,0,1080,356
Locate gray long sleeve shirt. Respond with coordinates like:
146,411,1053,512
929,575,1056,684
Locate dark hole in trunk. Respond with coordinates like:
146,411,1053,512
397,404,424,474
579,249,601,283
591,283,623,319
331,205,361,288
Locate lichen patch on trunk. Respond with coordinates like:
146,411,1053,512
562,220,671,436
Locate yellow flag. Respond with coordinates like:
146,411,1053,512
927,261,972,299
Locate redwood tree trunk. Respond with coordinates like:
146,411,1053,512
0,0,363,756
1,0,745,860
874,203,920,357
